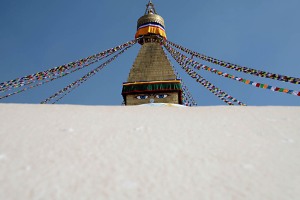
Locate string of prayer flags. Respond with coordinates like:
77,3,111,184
164,44,246,106
166,40,300,85
41,43,136,104
162,47,197,106
0,58,101,100
164,42,300,97
0,39,138,93
167,52,197,106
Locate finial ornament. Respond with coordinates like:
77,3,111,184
135,0,166,40
145,0,157,15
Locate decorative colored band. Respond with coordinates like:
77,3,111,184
135,26,167,39
123,80,181,86
122,82,182,94
137,22,165,31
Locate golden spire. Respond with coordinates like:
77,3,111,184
145,0,157,15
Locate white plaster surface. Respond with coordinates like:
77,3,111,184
0,104,300,200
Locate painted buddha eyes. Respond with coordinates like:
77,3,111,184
136,95,149,100
136,94,168,100
156,94,168,99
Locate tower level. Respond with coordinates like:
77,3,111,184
122,1,182,105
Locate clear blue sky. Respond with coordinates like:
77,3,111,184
0,0,299,106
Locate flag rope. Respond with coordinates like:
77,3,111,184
0,39,138,93
165,41,300,97
164,43,246,106
167,40,300,84
0,53,107,100
163,49,197,106
41,41,137,104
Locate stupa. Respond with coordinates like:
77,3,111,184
121,1,183,105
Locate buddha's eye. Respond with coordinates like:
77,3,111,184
156,94,168,99
136,95,148,100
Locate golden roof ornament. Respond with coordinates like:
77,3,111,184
135,0,167,40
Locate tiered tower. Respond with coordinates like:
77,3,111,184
122,1,182,105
